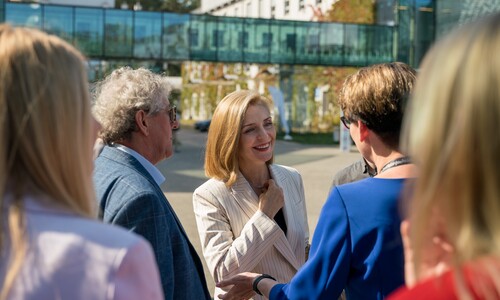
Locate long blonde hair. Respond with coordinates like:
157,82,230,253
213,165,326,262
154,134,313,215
402,13,500,297
204,90,274,187
0,25,95,298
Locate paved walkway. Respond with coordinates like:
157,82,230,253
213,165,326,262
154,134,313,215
157,126,360,296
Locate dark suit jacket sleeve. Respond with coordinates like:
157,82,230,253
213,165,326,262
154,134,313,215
270,187,351,300
111,192,175,299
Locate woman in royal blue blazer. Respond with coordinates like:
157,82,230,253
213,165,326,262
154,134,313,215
217,62,417,300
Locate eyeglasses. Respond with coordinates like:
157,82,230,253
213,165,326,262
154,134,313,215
340,116,352,129
167,106,177,123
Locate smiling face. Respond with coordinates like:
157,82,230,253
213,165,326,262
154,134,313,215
238,103,276,168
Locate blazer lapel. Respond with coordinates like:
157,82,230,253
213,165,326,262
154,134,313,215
229,166,303,271
268,165,302,271
229,172,260,220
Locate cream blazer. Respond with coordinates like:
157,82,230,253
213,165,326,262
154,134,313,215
193,164,309,299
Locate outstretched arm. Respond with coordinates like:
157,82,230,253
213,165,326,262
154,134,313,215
217,272,278,300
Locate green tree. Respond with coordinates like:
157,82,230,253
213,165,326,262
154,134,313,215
326,0,375,24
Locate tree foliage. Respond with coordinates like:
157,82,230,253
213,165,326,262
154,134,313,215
325,0,375,24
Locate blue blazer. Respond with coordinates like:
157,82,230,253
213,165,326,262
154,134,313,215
93,146,210,300
270,178,405,300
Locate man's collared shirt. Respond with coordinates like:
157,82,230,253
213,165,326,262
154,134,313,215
114,144,165,186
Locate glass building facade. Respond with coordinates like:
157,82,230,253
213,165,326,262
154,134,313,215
436,0,500,37
396,0,500,67
2,1,500,67
3,1,393,67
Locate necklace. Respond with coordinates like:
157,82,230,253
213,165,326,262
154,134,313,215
379,156,412,174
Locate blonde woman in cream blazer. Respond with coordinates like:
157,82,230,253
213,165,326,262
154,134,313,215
193,90,309,300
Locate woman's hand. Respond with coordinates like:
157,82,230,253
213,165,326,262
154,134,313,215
216,272,260,300
258,179,284,218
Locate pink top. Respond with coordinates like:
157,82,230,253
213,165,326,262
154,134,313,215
1,194,163,300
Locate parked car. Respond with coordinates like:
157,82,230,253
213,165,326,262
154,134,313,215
194,119,211,132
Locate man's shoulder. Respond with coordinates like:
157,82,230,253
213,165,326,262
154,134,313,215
332,159,369,187
94,146,135,169
94,147,156,190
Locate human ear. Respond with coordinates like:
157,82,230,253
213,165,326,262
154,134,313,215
135,110,149,135
358,121,369,142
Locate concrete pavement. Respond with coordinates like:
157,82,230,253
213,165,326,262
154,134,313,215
157,126,360,297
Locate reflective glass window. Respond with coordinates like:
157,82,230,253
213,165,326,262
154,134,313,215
238,31,249,48
295,22,320,65
269,19,295,64
163,13,189,60
190,14,217,61
6,3,41,28
75,7,103,57
104,10,133,58
344,24,367,66
243,18,270,63
366,25,393,64
44,6,73,44
0,0,4,22
217,17,244,62
319,22,344,65
134,11,162,59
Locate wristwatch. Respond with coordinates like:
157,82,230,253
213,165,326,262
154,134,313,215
252,274,276,295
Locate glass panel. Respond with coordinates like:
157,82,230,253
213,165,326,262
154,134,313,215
414,1,435,67
270,19,295,64
397,0,411,64
344,24,367,66
0,0,4,23
243,18,270,63
366,25,393,65
217,17,244,62
134,11,162,59
6,3,41,28
319,22,344,65
377,0,396,25
163,13,189,60
189,14,217,61
75,7,103,57
374,26,396,63
104,10,133,58
44,6,73,44
2,3,402,67
295,21,320,65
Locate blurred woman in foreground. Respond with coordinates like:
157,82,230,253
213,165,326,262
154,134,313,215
389,13,500,300
0,25,162,300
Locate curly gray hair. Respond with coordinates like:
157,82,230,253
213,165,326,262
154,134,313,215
93,67,172,144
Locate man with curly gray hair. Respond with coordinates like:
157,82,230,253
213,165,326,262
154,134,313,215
92,67,210,300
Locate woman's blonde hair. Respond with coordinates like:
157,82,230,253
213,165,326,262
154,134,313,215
204,90,274,187
402,13,500,297
0,25,95,298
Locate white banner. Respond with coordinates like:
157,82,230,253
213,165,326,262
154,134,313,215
268,86,292,140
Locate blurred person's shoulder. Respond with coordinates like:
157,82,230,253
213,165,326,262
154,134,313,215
332,159,370,188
